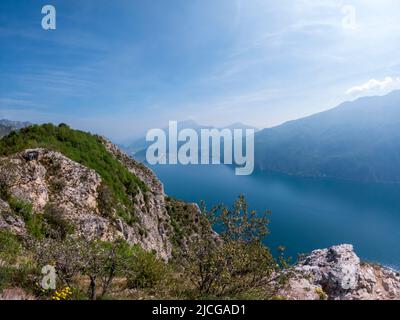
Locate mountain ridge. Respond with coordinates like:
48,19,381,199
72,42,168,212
254,90,400,183
0,119,31,138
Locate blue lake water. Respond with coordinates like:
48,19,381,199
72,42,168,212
150,164,400,269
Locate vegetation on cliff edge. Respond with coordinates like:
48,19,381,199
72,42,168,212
0,123,148,223
0,196,289,300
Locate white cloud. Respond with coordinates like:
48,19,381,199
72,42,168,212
346,77,400,95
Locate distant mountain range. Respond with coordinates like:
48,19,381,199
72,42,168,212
0,119,31,138
123,92,400,183
254,90,400,183
4,90,400,184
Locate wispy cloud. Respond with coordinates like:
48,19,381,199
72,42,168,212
2,0,400,138
346,77,400,95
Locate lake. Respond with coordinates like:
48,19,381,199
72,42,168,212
150,163,400,269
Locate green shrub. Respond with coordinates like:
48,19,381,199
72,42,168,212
0,230,22,264
0,178,10,201
8,198,74,241
0,262,35,293
179,195,285,299
166,197,202,250
127,248,166,289
27,214,48,239
0,266,13,291
8,198,33,222
97,184,117,219
8,198,74,240
9,198,47,239
43,204,74,240
30,237,139,300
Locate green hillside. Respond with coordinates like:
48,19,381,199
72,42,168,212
0,123,148,220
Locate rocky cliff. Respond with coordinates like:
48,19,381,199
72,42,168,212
279,244,400,300
0,147,173,260
0,124,211,263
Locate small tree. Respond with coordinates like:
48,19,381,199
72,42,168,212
43,204,74,240
30,237,84,287
180,195,286,298
30,237,135,300
80,239,134,300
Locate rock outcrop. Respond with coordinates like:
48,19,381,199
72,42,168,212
279,244,400,300
0,199,25,235
0,147,175,260
100,138,173,259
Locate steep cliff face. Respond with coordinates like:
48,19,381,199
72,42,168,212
0,147,175,260
99,137,173,258
279,244,400,300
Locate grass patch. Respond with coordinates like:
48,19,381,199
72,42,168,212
0,230,22,264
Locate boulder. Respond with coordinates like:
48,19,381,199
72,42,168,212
281,244,400,300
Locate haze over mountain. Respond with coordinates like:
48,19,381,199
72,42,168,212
0,125,11,138
254,90,400,183
3,91,395,185
0,119,31,138
125,92,400,184
0,119,31,129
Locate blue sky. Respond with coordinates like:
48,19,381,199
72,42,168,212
1,0,400,142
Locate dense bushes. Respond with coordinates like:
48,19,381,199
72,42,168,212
178,195,287,298
0,231,35,292
126,248,167,289
97,184,117,219
43,204,75,240
8,198,74,240
8,198,46,238
0,263,35,293
0,196,288,300
0,230,22,264
166,197,203,249
29,237,165,300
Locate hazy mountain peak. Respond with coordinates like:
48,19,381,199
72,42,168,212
0,119,31,138
255,90,400,183
225,122,258,131
177,119,200,128
0,119,31,129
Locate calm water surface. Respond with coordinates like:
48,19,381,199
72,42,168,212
150,164,400,269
